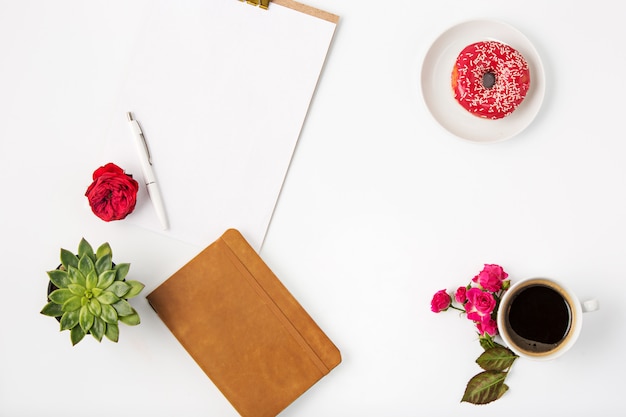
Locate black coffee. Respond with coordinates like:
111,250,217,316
507,284,571,350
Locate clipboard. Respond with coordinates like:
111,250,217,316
146,229,341,417
103,0,339,250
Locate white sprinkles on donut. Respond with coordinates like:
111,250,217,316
452,41,530,119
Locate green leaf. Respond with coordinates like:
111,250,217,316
97,291,120,305
79,306,94,333
95,242,112,260
95,253,112,275
476,347,519,372
60,310,80,331
67,283,86,296
105,323,119,342
40,301,63,317
119,310,140,326
461,371,509,405
479,335,496,351
100,304,118,324
60,248,78,270
96,270,116,290
88,298,102,317
68,265,86,287
90,316,105,342
47,269,70,289
78,254,96,278
77,238,95,261
62,296,82,312
124,280,145,299
114,263,130,281
71,325,86,345
85,270,98,290
49,288,75,305
108,281,131,298
112,299,133,316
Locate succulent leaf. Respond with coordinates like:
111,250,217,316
40,301,63,317
78,254,96,278
124,280,145,299
60,248,78,270
96,270,116,290
71,325,86,346
88,298,102,316
60,310,80,331
119,311,141,326
85,270,98,291
114,263,131,281
77,238,95,261
100,304,118,324
95,242,112,260
91,317,105,342
48,269,70,289
108,281,131,298
79,306,94,333
112,299,134,316
68,265,86,287
96,291,120,305
105,323,119,343
62,296,82,312
95,253,112,275
67,283,86,296
49,288,75,305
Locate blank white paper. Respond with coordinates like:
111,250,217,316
103,0,337,250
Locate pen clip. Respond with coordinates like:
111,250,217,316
139,131,152,165
127,112,153,165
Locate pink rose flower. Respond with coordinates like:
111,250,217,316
465,288,496,321
454,286,467,304
430,289,451,313
472,264,508,292
476,316,498,336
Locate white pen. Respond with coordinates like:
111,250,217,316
127,112,169,230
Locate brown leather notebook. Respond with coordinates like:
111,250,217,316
146,229,341,417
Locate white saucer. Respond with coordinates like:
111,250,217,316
421,19,545,143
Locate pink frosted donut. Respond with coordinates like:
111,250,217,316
451,41,530,119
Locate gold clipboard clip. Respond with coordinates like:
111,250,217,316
240,0,270,10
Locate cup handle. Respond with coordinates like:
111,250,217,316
582,299,599,312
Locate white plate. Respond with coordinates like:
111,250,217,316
421,20,545,143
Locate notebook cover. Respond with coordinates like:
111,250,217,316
146,229,341,417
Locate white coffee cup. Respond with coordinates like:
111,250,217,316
497,278,599,361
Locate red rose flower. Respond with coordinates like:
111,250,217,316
85,163,139,222
472,264,509,292
454,286,467,304
430,289,451,313
465,287,496,321
476,315,498,336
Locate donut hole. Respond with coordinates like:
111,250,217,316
482,71,496,89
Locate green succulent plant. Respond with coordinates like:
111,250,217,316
40,238,145,345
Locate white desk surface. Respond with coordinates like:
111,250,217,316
1,0,624,415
